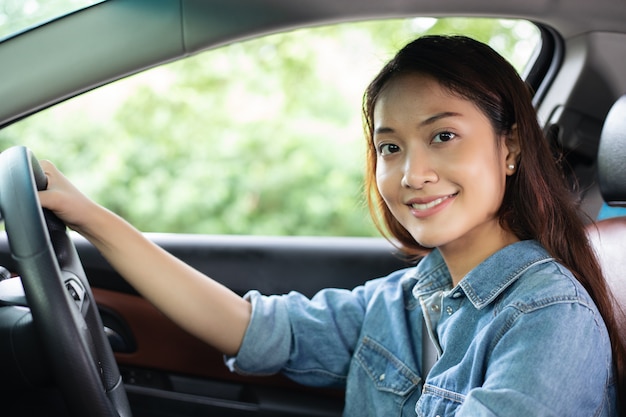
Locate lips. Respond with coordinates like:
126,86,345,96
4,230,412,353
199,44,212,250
407,193,457,214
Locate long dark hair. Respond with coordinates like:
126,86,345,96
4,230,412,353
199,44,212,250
363,35,624,403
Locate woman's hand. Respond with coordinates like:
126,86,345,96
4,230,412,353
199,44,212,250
37,160,251,355
37,160,100,233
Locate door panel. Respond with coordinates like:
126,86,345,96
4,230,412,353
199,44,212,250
0,233,413,416
82,234,412,298
97,285,344,416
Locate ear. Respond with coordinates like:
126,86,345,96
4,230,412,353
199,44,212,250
504,124,521,175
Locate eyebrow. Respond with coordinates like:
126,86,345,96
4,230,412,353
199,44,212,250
420,111,462,126
374,111,463,135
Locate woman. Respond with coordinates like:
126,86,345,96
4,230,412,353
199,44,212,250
39,35,621,415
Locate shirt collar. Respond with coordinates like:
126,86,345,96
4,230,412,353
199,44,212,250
409,240,553,309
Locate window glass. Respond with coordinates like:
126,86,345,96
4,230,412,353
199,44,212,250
0,18,540,236
0,0,103,41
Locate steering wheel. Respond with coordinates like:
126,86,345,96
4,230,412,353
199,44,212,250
0,146,131,417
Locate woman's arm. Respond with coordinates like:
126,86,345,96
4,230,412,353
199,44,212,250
38,161,251,356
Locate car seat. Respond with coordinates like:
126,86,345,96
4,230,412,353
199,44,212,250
585,95,626,404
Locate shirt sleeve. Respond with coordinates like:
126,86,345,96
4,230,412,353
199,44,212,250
226,279,384,387
225,290,293,376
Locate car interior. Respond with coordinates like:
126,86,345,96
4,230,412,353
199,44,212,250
587,94,626,358
0,0,625,416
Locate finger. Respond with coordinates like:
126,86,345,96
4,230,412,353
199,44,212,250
38,160,58,179
38,160,56,170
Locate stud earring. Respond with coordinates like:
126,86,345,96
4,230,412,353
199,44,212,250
508,164,515,170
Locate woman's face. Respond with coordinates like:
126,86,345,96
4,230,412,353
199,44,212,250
373,74,519,270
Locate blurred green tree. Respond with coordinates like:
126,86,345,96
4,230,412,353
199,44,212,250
0,17,539,236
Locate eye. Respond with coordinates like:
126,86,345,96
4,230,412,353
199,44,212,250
377,143,401,156
432,131,456,143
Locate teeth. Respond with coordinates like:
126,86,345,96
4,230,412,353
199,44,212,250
411,195,450,210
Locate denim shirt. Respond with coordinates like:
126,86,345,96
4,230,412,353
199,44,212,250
227,240,617,416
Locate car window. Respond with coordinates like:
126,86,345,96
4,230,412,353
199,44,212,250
0,0,103,41
0,18,540,236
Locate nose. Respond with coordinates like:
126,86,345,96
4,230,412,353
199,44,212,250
401,149,437,189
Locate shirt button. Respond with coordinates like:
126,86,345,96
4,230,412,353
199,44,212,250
379,373,385,381
446,306,454,315
431,304,440,312
452,292,462,298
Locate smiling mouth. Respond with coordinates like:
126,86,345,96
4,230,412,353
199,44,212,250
409,194,457,211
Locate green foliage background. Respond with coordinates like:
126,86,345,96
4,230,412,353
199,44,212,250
0,14,538,236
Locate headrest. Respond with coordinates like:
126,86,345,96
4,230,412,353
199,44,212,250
597,95,626,207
